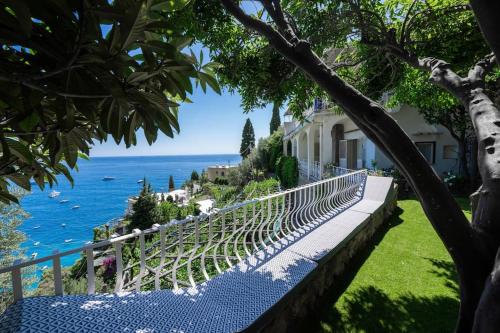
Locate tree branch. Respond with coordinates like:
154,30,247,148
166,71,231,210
468,53,497,84
469,0,500,67
220,0,482,280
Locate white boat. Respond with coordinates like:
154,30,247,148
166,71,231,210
102,176,115,181
41,265,48,270
61,223,66,227
137,179,144,184
33,225,40,229
34,241,40,246
85,241,93,245
31,252,38,258
71,205,80,209
59,199,69,204
64,239,72,243
48,190,60,198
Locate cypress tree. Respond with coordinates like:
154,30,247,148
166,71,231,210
130,180,161,230
269,102,281,134
190,170,199,181
240,118,255,158
168,175,175,192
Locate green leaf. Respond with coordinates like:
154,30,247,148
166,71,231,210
60,133,78,168
151,0,191,13
7,174,31,191
18,112,40,131
0,190,19,204
4,138,33,163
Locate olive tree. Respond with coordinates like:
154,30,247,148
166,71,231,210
219,0,500,332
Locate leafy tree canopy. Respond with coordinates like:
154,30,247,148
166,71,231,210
171,0,343,115
0,0,219,203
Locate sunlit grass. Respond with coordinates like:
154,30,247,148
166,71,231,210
314,198,470,333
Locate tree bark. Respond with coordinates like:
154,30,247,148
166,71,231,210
219,2,488,332
459,138,471,181
219,1,500,331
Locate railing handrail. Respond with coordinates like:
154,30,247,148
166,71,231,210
1,169,367,302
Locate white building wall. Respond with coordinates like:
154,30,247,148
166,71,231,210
283,103,460,180
374,105,459,175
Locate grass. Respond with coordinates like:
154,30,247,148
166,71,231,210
312,198,471,333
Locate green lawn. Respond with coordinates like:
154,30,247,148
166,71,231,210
313,198,471,333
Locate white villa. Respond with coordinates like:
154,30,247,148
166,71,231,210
283,98,460,181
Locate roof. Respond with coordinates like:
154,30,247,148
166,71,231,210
207,165,238,169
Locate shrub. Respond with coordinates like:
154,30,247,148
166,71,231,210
191,170,199,181
243,178,281,199
214,177,229,185
227,168,244,187
276,156,299,189
159,200,200,222
129,181,161,230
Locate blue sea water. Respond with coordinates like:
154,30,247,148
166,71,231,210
19,154,241,268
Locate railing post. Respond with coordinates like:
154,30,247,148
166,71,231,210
86,247,95,294
114,242,123,293
11,259,23,302
136,230,146,291
53,250,63,296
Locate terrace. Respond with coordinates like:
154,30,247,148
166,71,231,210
0,170,397,332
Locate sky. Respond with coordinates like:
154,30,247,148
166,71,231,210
90,4,276,157
91,85,279,157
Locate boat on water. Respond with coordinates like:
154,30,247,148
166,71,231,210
59,199,69,204
85,241,93,245
61,223,66,227
64,239,72,243
33,226,40,229
41,265,48,270
102,176,115,181
71,205,80,209
48,190,60,198
137,179,144,184
31,252,38,258
34,242,40,246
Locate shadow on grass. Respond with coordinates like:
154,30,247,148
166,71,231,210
296,206,459,333
427,258,459,295
294,207,404,333
321,286,458,333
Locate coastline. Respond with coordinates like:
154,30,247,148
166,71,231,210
19,154,241,270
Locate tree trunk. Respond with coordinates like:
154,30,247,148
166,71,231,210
458,138,471,181
219,1,500,331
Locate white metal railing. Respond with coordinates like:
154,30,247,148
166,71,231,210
324,166,355,178
0,170,367,302
310,161,322,181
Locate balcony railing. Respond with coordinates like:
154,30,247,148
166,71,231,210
310,161,322,181
0,170,367,303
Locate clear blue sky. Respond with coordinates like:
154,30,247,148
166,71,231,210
91,45,282,157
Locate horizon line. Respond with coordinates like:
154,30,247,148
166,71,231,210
88,153,241,158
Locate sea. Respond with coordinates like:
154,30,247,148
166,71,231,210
19,154,241,268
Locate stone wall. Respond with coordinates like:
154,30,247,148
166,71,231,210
245,186,398,333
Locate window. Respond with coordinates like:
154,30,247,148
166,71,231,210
215,171,218,175
443,145,458,159
221,171,225,177
415,142,436,164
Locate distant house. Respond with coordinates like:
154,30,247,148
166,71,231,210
283,98,460,181
206,165,238,181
